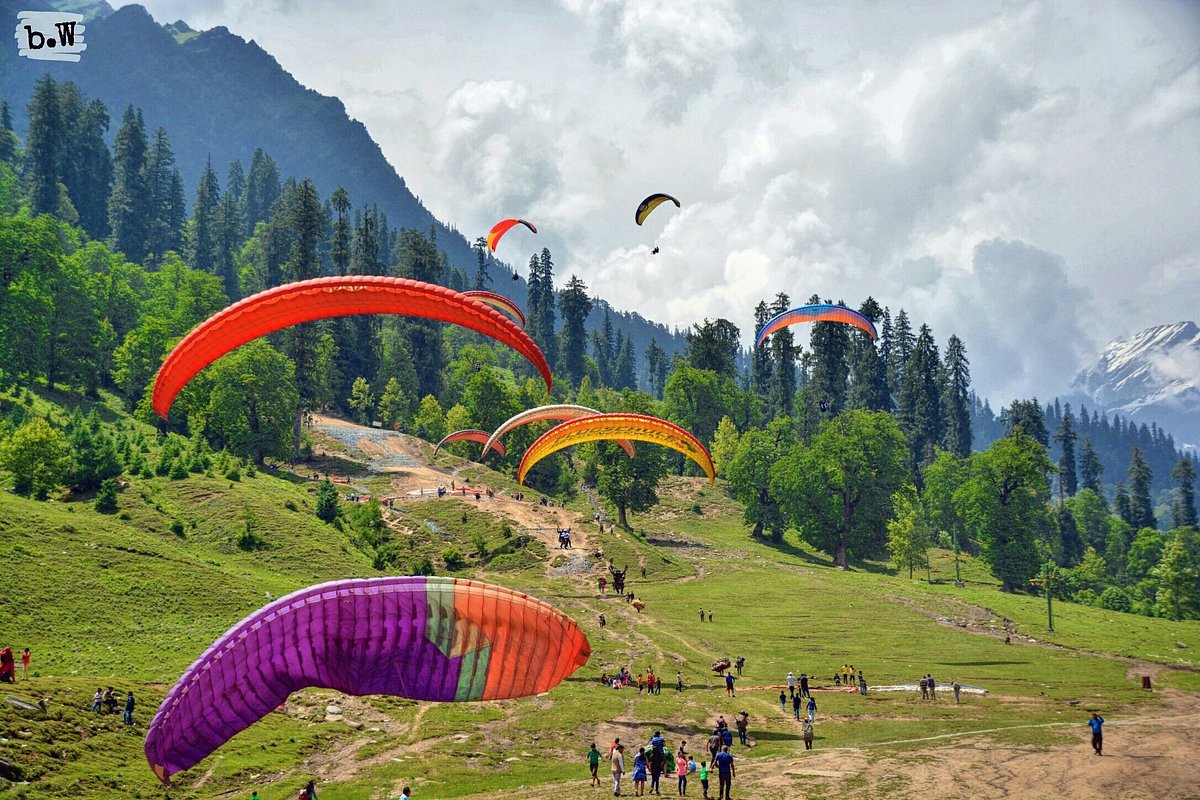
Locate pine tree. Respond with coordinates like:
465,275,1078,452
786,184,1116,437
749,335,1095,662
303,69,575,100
557,274,592,385
144,127,184,259
887,308,914,398
527,248,558,369
897,324,941,473
1124,446,1156,530
750,300,774,406
189,156,221,274
24,76,63,216
217,173,245,297
1114,482,1134,527
615,335,637,390
329,188,352,275
0,101,19,165
284,178,325,458
108,106,150,262
1054,404,1079,498
1080,438,1105,496
63,95,113,239
768,293,797,416
1003,399,1049,446
472,236,492,289
243,148,281,235
645,339,667,398
1172,457,1198,529
394,228,445,397
939,335,972,456
593,310,616,385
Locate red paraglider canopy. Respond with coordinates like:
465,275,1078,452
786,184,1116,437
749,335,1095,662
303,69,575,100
152,277,552,418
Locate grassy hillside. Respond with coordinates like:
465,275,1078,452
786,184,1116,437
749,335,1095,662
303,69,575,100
1,404,1198,799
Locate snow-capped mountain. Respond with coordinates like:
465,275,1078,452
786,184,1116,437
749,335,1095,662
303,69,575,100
1070,321,1200,448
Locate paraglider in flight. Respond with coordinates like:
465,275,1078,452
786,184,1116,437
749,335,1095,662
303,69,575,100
481,405,635,459
435,429,505,457
461,290,526,328
151,277,552,418
144,576,590,784
517,413,715,485
635,193,680,226
754,303,878,349
486,218,537,253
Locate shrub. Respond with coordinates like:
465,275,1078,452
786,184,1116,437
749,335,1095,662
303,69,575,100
1073,588,1099,606
442,546,466,570
237,527,268,551
168,459,188,480
1098,586,1133,613
283,499,299,512
691,503,703,515
169,518,185,538
409,556,435,576
499,520,514,539
225,466,241,481
94,478,118,513
315,480,340,522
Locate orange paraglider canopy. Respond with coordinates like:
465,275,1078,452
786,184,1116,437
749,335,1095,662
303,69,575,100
151,277,552,418
435,429,505,457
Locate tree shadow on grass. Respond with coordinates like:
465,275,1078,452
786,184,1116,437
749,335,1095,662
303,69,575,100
758,536,832,567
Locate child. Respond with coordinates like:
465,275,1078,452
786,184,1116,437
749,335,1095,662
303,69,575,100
698,761,710,799
779,690,787,712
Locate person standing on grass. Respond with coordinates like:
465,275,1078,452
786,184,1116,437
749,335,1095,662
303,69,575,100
807,695,817,722
699,608,705,622
779,690,787,712
398,787,412,800
91,687,103,713
1088,713,1105,755
792,691,802,720
123,691,135,725
648,743,664,796
800,672,809,698
632,747,648,796
714,746,734,800
802,718,814,750
920,675,928,700
724,672,735,697
953,681,961,704
588,743,602,787
676,750,689,796
928,673,937,700
735,711,749,746
787,671,796,697
21,648,30,680
677,670,684,692
698,761,710,800
612,743,626,796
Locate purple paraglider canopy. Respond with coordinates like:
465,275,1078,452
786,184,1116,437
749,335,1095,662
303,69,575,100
144,576,590,784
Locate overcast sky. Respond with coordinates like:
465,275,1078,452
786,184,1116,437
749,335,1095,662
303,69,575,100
124,0,1200,404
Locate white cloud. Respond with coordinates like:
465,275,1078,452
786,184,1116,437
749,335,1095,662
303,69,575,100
127,0,1200,405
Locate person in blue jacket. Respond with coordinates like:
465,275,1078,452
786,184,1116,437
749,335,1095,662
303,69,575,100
1088,712,1105,755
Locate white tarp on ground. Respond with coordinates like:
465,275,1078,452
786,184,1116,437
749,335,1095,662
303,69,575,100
871,683,988,695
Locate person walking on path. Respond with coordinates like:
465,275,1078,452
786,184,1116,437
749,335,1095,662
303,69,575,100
802,718,814,750
806,696,817,722
588,743,602,787
724,672,735,697
786,671,796,697
676,751,689,796
632,748,648,796
779,690,787,712
612,743,626,796
1088,713,1105,755
953,681,961,704
714,746,735,800
707,730,721,764
792,691,802,720
735,711,748,746
698,761,710,800
122,691,135,725
800,672,809,698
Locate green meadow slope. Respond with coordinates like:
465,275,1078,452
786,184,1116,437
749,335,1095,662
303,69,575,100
1,407,1198,800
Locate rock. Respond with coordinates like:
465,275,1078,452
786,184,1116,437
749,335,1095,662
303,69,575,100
15,731,33,740
505,756,520,762
1176,641,1188,649
323,713,343,723
344,720,363,730
0,757,23,781
325,704,342,715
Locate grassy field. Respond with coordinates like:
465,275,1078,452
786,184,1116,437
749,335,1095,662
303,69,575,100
1,404,1198,799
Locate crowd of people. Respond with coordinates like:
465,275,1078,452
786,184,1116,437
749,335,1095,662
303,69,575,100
90,686,136,724
594,718,741,798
